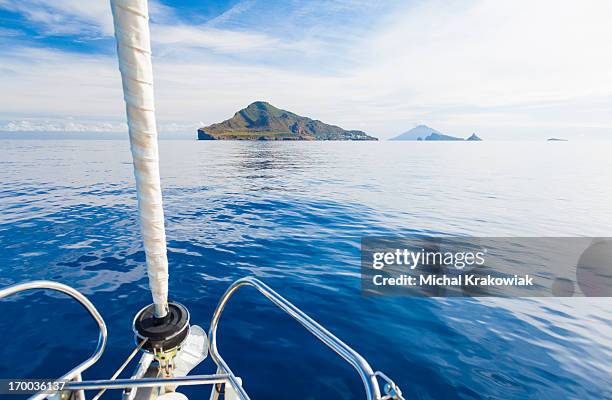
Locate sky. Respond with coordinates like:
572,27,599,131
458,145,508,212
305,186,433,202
0,0,611,140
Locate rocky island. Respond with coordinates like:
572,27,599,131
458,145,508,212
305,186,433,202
390,125,483,141
197,101,377,141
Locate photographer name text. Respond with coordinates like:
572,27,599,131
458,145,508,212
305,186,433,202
369,248,533,288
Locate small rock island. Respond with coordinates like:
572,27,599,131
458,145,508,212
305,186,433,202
389,125,483,141
197,101,377,141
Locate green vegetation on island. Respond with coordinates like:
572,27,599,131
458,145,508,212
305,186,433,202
197,101,377,141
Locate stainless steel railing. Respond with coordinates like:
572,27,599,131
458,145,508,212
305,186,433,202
0,280,108,400
1,278,403,400
208,277,384,400
65,374,232,390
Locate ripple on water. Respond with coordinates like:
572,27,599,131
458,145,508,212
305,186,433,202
1,140,611,399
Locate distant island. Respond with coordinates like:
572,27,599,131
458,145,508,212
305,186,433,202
390,125,482,141
547,138,568,141
197,101,377,141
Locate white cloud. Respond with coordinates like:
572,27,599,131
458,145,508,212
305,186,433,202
0,27,23,37
151,25,280,54
0,118,126,132
355,0,612,107
1,0,612,139
206,0,256,27
0,47,124,119
0,118,200,134
0,0,113,36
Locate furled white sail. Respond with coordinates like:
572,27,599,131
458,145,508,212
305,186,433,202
110,0,168,317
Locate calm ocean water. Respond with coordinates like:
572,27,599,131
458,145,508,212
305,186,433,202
0,140,611,399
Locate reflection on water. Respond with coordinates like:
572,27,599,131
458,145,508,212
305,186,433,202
0,140,611,399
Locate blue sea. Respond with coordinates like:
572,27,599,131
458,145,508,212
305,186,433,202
1,140,611,399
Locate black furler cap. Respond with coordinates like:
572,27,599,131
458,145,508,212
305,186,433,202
133,302,190,353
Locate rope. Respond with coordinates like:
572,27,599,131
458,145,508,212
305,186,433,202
90,338,149,400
